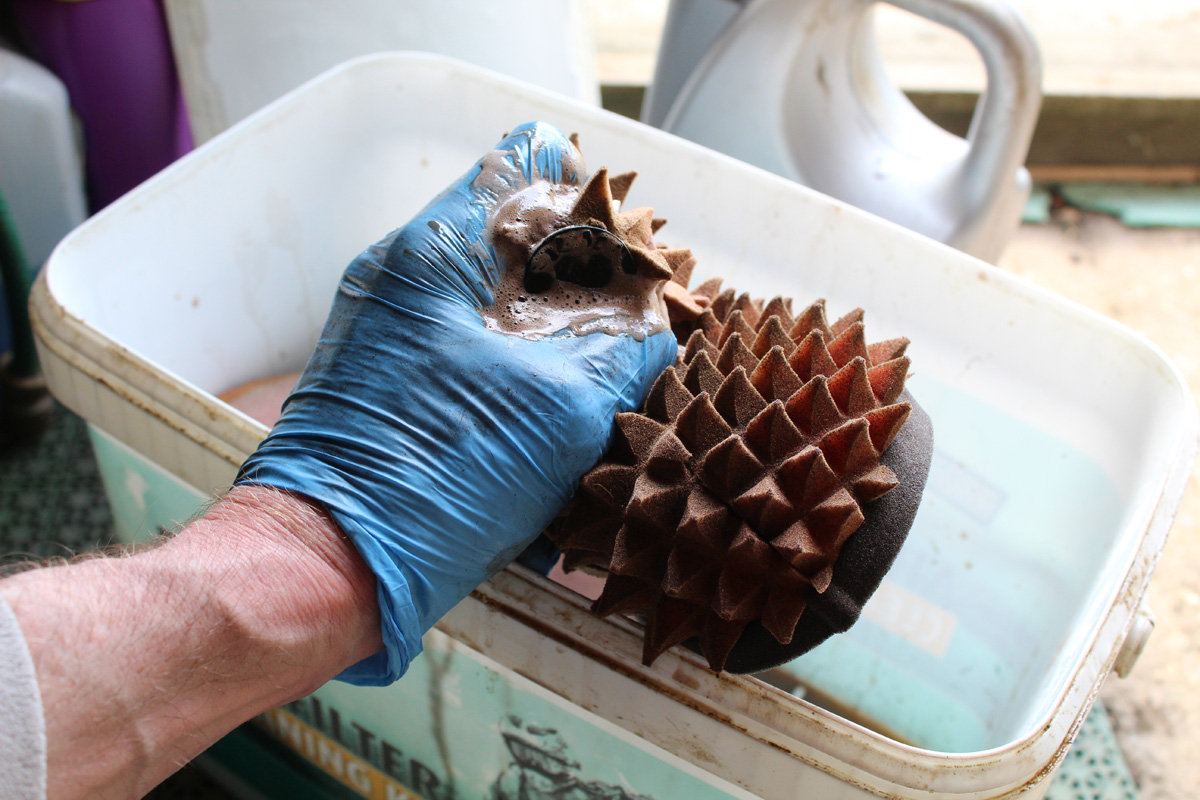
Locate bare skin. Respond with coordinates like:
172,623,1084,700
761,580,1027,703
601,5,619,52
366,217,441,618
0,485,381,800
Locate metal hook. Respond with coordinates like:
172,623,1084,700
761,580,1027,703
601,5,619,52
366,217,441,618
525,225,635,294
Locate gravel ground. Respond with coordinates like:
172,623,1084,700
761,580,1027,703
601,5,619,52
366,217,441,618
999,208,1200,799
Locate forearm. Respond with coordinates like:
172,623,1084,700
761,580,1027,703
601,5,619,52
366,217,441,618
0,485,381,800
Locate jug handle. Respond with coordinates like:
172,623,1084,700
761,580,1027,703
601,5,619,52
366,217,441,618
888,0,1042,211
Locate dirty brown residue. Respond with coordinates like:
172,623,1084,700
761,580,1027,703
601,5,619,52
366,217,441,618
480,144,690,340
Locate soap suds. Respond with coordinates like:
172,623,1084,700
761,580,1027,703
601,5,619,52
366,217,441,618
477,146,673,341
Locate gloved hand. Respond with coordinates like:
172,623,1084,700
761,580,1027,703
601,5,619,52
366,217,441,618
236,122,677,685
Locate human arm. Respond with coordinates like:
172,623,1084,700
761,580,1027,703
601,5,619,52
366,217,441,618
0,485,380,800
0,121,675,797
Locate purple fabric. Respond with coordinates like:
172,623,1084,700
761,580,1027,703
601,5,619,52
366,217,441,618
13,0,193,211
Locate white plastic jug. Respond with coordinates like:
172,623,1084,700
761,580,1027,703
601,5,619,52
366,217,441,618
643,0,1042,262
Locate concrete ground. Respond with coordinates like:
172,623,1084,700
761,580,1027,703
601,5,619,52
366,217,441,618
998,211,1200,799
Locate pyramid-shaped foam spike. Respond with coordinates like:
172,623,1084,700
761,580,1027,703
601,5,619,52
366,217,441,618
548,268,915,672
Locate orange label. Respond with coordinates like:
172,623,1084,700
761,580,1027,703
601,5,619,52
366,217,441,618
256,708,422,800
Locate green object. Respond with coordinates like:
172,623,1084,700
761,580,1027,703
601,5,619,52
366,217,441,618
1023,187,1053,225
0,187,38,377
194,725,361,800
86,426,210,542
1046,700,1139,800
1058,183,1200,228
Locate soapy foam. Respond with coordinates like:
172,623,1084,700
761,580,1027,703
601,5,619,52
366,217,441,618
478,149,671,341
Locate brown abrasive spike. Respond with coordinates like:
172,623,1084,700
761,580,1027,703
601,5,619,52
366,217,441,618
711,288,736,320
805,488,865,552
673,393,734,458
867,337,909,367
612,413,667,464
852,464,900,504
651,217,668,234
677,487,738,549
644,430,692,483
694,278,724,299
664,281,707,321
864,402,912,452
643,596,705,666
607,170,637,204
643,367,694,423
790,300,831,339
609,519,670,580
846,358,880,415
568,132,581,149
662,247,696,276
562,548,607,574
828,322,869,368
567,167,616,230
711,366,768,429
777,446,840,511
812,564,834,594
626,476,690,528
713,526,772,620
784,375,844,437
731,475,797,537
830,307,865,336
556,501,620,556
742,401,805,465
593,574,657,617
669,256,696,288
664,541,721,603
758,297,794,332
788,330,839,381
717,310,757,348
752,315,795,358
700,616,748,672
731,293,762,328
716,334,759,375
557,538,610,570
682,351,726,397
616,206,656,244
771,520,829,574
868,357,910,405
580,463,640,508
827,357,877,416
683,329,720,365
695,309,724,344
632,248,675,281
750,346,803,403
816,417,877,476
761,569,810,644
827,357,875,415
696,435,764,501
553,508,612,554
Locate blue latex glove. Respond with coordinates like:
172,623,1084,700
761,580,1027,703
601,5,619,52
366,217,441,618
236,122,676,685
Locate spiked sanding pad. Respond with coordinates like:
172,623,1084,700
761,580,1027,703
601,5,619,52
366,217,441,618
548,275,933,672
720,392,930,672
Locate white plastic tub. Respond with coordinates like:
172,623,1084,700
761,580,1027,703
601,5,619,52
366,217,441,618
31,53,1197,799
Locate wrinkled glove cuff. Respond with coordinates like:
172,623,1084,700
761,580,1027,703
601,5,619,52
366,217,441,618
234,469,420,687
